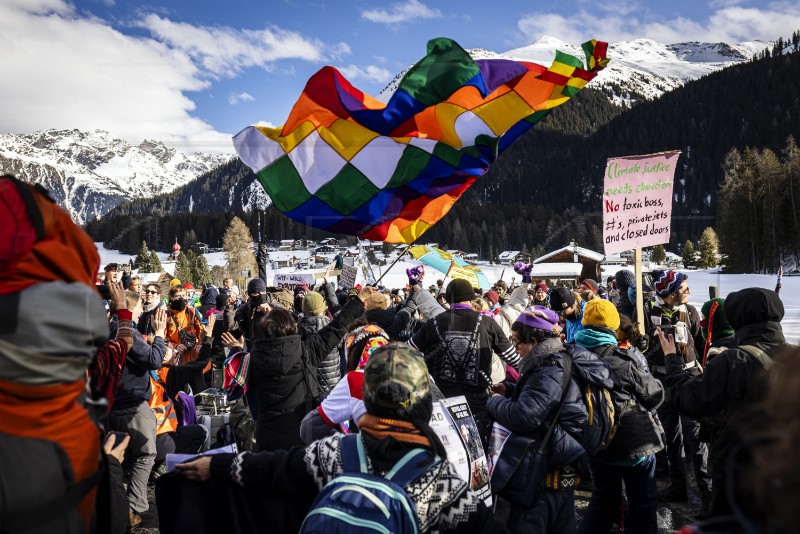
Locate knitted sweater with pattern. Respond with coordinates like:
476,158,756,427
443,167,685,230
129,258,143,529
210,432,506,534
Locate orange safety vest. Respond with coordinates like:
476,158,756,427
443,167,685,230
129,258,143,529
148,368,178,435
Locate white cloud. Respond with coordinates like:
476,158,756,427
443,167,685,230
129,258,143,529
0,2,350,154
228,92,255,105
336,64,394,84
361,0,442,25
517,4,800,44
138,14,350,79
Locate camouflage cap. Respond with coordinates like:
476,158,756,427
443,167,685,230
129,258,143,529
363,342,431,420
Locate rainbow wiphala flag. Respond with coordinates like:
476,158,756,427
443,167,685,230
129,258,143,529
234,38,608,244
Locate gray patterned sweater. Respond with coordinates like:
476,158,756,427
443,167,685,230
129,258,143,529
210,433,506,534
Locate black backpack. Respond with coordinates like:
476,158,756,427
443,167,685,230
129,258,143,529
0,434,102,533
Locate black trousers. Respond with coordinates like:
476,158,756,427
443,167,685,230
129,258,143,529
657,400,711,491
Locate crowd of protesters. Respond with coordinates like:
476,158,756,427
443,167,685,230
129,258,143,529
1,176,797,534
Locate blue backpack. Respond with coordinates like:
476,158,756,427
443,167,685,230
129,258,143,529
300,434,434,534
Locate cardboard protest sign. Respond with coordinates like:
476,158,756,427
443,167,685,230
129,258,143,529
430,397,492,505
338,264,358,290
602,151,680,255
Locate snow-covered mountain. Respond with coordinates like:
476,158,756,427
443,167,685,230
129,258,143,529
380,36,770,106
0,129,233,224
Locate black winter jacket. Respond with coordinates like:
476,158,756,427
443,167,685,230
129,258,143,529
664,288,787,514
248,297,364,451
487,341,614,471
298,315,341,393
590,344,665,462
137,301,165,338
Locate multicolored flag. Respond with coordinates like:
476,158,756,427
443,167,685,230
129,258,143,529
234,38,608,244
409,245,490,289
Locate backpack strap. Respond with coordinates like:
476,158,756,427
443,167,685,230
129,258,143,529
340,434,368,474
739,345,773,370
537,351,573,454
386,448,435,487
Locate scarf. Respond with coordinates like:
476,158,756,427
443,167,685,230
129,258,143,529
450,303,473,311
357,414,432,448
142,299,162,313
574,328,618,350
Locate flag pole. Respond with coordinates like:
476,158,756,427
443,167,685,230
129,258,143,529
374,244,412,286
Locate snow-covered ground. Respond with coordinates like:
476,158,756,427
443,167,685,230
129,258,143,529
96,242,797,343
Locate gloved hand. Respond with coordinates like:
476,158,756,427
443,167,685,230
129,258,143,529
513,261,533,283
406,265,424,286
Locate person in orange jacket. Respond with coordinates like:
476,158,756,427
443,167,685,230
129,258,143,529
165,284,203,363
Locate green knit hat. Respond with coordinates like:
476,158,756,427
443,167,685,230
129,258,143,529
700,298,734,341
302,291,326,316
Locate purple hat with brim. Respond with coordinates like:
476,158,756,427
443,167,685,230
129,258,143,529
516,306,561,333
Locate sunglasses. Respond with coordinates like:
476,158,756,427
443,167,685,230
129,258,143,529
144,290,159,295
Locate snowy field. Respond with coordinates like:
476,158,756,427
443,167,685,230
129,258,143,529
95,243,798,344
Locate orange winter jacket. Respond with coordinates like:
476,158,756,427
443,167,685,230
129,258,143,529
166,308,203,362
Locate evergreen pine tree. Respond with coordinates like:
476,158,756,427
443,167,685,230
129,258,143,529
697,228,719,268
149,250,163,273
682,240,696,268
193,254,213,287
650,244,667,264
136,241,153,272
223,216,258,281
174,252,193,284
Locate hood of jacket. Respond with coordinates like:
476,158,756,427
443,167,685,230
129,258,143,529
725,288,784,330
299,315,331,337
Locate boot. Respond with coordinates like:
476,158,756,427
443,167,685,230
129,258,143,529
658,478,688,502
696,487,713,519
148,462,167,486
129,511,142,530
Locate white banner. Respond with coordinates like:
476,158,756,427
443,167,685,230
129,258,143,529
274,272,317,286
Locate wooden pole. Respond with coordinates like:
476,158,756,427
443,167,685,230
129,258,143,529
634,248,645,333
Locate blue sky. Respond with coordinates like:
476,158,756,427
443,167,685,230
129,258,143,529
2,0,798,152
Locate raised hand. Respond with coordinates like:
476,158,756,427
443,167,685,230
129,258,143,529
513,261,534,283
152,308,168,338
406,265,424,286
108,280,126,311
221,331,244,351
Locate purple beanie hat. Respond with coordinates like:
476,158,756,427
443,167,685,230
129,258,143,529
516,306,561,333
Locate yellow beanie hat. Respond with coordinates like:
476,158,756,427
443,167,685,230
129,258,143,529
582,299,620,331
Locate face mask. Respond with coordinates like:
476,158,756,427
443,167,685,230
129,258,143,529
627,287,637,304
250,294,267,306
170,298,187,311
